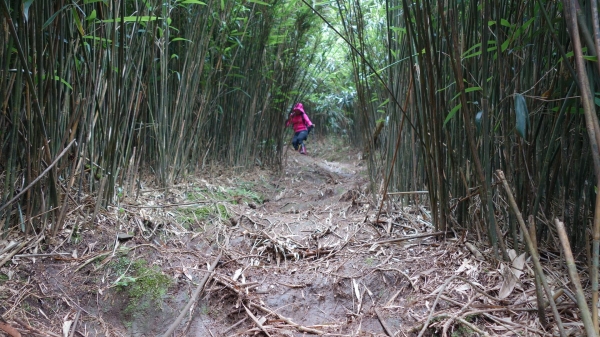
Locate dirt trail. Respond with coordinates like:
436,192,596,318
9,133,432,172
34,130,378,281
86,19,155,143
1,142,565,336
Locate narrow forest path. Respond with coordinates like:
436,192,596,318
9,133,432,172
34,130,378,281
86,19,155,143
1,141,567,337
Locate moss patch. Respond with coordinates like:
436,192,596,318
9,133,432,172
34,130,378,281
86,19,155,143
110,257,172,316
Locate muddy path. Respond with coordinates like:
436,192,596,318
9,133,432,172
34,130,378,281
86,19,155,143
1,142,567,336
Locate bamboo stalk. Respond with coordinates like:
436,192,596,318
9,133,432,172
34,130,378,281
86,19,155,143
564,3,600,335
0,140,76,214
555,218,597,337
496,170,566,337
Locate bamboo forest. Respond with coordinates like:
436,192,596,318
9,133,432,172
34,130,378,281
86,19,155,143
1,0,600,335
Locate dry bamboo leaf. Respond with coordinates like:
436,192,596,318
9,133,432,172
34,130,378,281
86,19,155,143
453,283,471,294
465,242,484,260
498,264,517,299
455,259,473,274
62,320,73,337
511,253,525,279
353,279,362,302
183,267,193,281
232,268,243,282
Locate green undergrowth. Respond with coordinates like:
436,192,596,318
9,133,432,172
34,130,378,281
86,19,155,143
176,180,267,229
176,203,230,229
109,256,172,316
186,182,265,205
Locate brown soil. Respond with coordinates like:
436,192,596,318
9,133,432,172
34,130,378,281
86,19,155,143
0,140,579,336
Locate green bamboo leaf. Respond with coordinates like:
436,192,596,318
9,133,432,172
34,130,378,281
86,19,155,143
43,5,71,29
23,0,35,22
42,74,73,90
171,37,192,43
514,94,528,138
247,0,271,5
462,41,495,59
101,16,162,23
501,17,535,52
444,103,462,126
179,0,206,4
83,35,113,45
378,98,390,107
500,19,512,27
462,42,482,56
450,86,482,101
71,7,85,36
87,9,97,21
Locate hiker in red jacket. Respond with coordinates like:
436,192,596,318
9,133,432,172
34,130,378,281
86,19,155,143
286,102,314,155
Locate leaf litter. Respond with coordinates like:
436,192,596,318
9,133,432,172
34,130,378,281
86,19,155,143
0,142,587,336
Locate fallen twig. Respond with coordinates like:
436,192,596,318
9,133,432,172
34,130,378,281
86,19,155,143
376,267,417,290
375,308,395,336
482,313,550,336
250,302,324,335
365,231,446,247
14,253,71,258
222,317,248,335
161,252,222,337
0,238,33,269
68,310,81,337
74,251,111,273
243,304,272,337
124,200,211,209
441,295,479,337
13,318,60,337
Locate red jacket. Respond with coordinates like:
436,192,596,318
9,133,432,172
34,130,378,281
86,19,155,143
286,103,313,133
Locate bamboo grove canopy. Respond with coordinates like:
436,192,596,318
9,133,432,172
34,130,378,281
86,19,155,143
1,0,600,262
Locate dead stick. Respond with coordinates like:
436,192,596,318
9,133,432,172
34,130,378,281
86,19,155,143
68,310,81,337
91,176,107,226
222,317,248,334
363,231,445,246
13,318,60,337
0,239,32,269
375,308,395,336
386,191,429,195
528,215,548,328
555,219,596,337
161,252,222,337
496,170,566,337
250,302,324,335
455,317,490,337
212,276,324,335
243,304,272,337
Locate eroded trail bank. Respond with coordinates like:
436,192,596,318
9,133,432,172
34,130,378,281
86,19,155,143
1,142,574,336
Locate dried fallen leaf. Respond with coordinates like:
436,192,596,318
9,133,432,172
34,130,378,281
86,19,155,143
498,264,517,299
511,253,526,279
0,321,21,337
232,268,243,282
62,320,73,337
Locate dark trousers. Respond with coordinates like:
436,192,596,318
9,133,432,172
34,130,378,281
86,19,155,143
292,130,308,150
